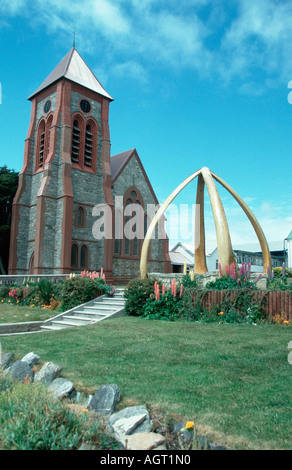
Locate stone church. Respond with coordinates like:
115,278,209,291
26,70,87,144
8,47,171,282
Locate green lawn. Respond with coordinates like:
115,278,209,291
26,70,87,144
0,304,53,323
1,315,291,450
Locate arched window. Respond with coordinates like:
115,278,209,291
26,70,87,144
133,200,141,256
124,198,132,255
71,115,98,170
45,114,53,158
71,119,81,163
71,244,78,269
37,120,46,168
76,206,86,227
80,245,88,269
114,209,123,255
84,124,93,167
35,114,54,170
71,243,89,270
123,188,144,257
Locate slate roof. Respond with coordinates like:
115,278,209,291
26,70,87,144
110,149,136,182
169,251,193,266
28,47,113,101
110,148,160,206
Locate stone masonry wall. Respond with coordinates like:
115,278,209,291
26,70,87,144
111,154,166,278
70,91,106,272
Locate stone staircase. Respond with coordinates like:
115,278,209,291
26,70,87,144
40,289,125,331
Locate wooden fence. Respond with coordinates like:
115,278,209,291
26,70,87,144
192,290,292,321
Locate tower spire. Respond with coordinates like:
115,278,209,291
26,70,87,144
72,30,76,48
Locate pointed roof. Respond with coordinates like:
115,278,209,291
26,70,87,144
110,149,136,181
287,231,292,240
28,48,113,101
110,148,160,205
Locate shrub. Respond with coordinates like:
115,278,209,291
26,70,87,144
124,277,161,316
0,286,10,299
8,287,23,302
181,273,199,289
21,284,40,306
35,279,55,305
60,276,107,311
268,277,292,291
206,276,240,290
193,289,266,324
0,377,120,450
143,290,181,321
206,262,261,290
272,266,292,278
0,381,82,450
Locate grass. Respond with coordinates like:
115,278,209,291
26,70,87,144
1,315,291,450
0,303,53,323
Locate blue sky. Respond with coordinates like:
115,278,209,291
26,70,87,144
0,0,291,249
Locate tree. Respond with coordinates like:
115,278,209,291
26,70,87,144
0,166,19,273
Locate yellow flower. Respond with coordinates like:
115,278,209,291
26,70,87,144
185,421,194,429
82,409,88,413
218,311,224,316
183,261,187,275
283,320,289,324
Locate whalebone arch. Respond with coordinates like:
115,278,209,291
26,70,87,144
140,167,272,278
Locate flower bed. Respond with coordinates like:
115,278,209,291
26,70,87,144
0,270,114,313
124,263,292,325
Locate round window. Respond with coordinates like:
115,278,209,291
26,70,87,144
44,100,51,113
80,99,91,113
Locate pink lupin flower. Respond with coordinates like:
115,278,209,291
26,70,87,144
155,286,160,301
162,284,165,296
179,284,183,298
230,263,236,280
218,263,223,277
172,279,177,298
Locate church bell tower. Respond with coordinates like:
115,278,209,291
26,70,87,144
9,47,114,275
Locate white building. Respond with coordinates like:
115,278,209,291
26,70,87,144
285,231,292,269
169,232,291,273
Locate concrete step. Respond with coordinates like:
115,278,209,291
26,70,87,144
97,301,125,307
69,311,108,319
40,291,126,331
51,319,91,327
64,315,96,323
82,305,120,312
41,324,66,331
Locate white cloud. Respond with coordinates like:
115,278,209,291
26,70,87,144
0,0,24,15
111,60,149,85
219,0,292,80
2,0,292,92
